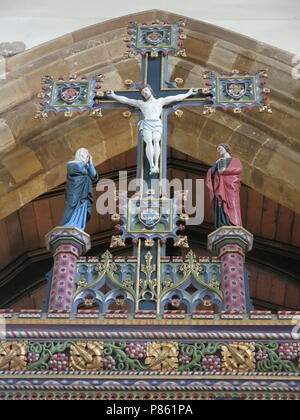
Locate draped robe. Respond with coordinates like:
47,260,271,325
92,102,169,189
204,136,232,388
60,161,99,231
206,157,243,228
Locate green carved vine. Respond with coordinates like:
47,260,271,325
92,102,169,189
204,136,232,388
103,343,147,371
255,343,300,373
27,342,74,371
178,342,222,372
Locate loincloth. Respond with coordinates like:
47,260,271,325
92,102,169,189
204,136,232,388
138,119,163,134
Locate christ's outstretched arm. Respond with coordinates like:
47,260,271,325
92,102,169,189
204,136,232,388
160,88,199,106
106,90,141,108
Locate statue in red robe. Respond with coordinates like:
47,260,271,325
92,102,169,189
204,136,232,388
206,144,243,228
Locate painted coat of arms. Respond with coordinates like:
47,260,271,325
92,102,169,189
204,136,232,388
145,31,165,46
123,197,179,237
225,82,247,100
138,204,161,228
59,86,82,104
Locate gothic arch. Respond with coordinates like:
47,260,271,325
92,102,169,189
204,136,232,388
0,9,299,220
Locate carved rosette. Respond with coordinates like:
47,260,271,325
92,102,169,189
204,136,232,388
0,342,28,371
70,342,104,371
145,342,179,371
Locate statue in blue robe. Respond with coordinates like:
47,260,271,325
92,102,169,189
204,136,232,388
60,148,99,231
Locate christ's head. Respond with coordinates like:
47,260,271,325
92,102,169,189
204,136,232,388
139,84,155,101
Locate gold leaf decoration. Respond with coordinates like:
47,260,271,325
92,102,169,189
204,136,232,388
174,236,189,248
110,235,126,248
221,342,255,372
145,342,179,371
70,342,104,371
0,342,28,371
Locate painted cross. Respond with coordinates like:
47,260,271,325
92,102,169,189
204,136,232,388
102,22,209,313
103,52,207,185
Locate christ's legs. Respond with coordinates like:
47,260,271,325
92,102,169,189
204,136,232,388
153,132,161,174
143,130,155,173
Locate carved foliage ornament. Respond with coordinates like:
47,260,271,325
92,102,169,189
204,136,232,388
222,342,255,372
0,342,28,371
141,252,157,291
179,250,204,276
95,250,117,273
174,236,189,248
110,236,126,249
70,342,104,371
145,342,179,371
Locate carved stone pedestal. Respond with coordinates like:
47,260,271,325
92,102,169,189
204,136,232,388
45,227,91,312
208,226,253,313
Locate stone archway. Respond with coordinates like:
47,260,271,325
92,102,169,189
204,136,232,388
0,9,299,220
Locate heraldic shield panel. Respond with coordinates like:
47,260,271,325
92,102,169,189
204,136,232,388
127,197,175,236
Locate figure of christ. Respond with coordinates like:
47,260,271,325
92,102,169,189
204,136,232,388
106,85,198,175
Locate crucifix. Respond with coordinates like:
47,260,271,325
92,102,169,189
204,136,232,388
106,85,198,176
99,56,209,192
96,22,209,312
40,19,268,314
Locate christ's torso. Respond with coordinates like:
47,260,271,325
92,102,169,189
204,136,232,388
138,98,164,120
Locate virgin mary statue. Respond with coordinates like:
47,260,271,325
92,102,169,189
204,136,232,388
206,144,243,228
60,148,99,231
